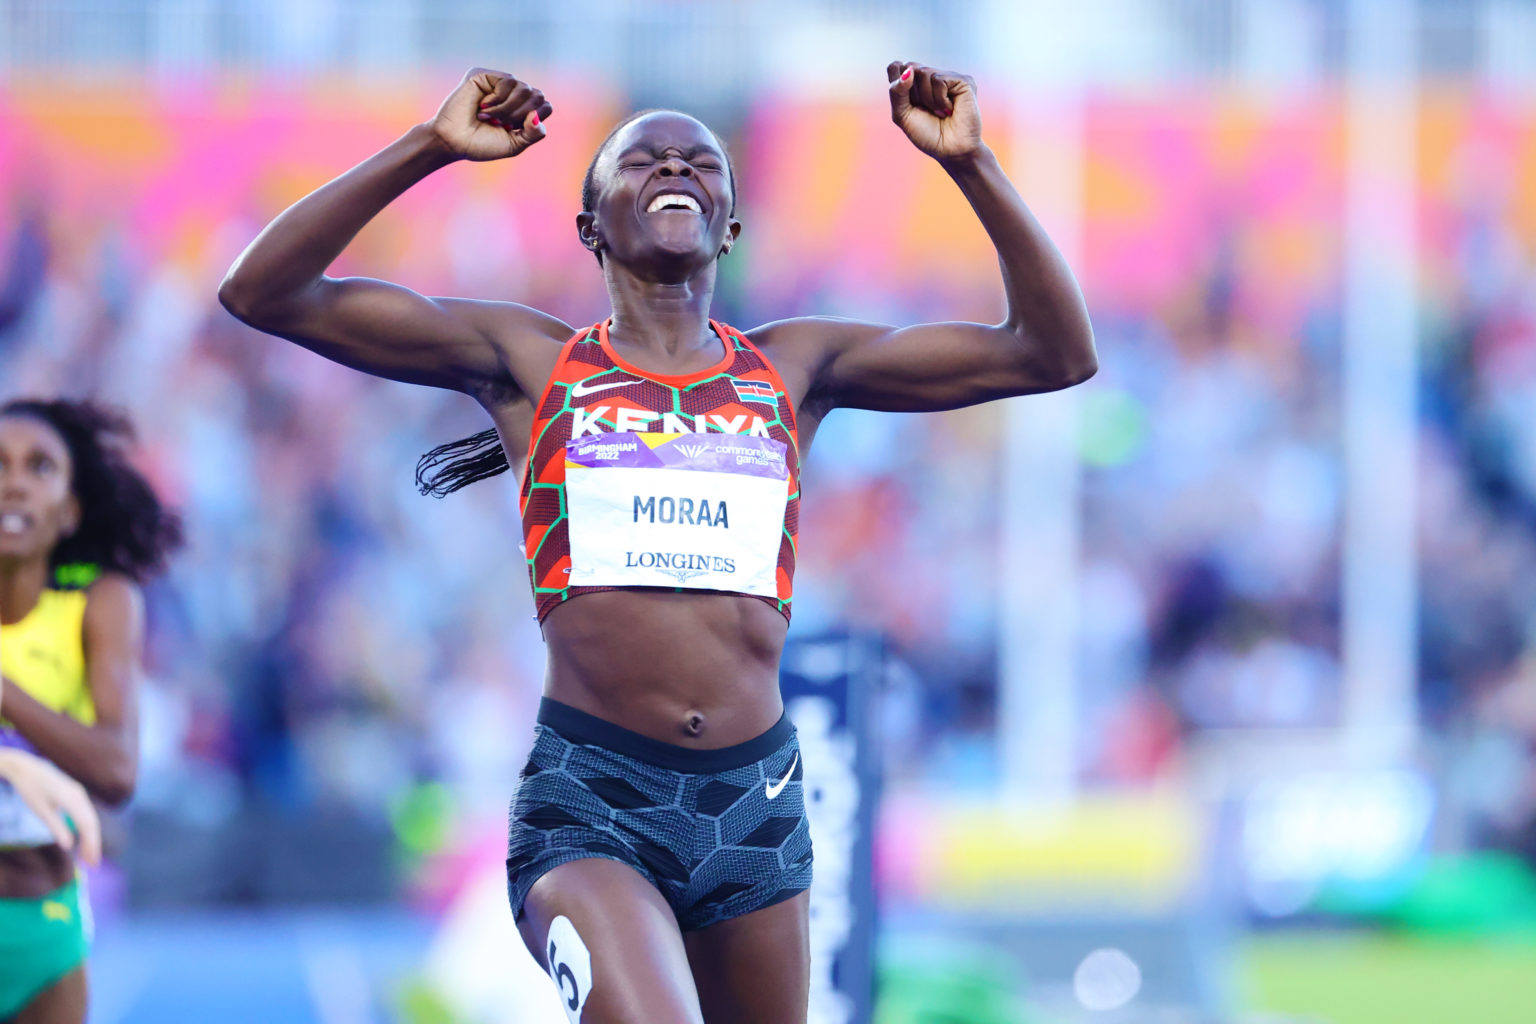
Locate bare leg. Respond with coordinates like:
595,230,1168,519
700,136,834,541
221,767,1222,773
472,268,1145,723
517,858,705,1024
13,966,86,1024
683,892,810,1024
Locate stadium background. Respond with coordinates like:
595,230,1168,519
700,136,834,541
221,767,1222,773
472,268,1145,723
2,0,1535,1021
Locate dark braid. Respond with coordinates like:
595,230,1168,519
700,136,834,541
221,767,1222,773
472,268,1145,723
415,428,507,498
417,110,739,498
1,398,183,582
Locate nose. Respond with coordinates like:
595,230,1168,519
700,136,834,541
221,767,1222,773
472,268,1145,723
657,155,693,178
0,462,25,501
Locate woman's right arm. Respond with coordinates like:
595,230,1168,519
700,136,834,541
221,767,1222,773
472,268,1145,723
218,68,568,394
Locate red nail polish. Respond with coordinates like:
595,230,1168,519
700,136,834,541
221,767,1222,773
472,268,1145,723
900,67,913,82
529,111,541,129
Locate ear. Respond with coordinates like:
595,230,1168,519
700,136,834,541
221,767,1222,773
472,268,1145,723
720,217,743,257
575,211,603,254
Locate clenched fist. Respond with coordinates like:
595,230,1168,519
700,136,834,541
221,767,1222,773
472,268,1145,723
887,62,983,163
429,67,554,162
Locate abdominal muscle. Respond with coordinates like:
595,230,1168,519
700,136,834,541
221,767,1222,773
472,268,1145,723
539,589,789,748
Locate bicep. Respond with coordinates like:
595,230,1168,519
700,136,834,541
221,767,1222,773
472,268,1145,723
81,577,143,738
809,318,1061,413
235,276,560,393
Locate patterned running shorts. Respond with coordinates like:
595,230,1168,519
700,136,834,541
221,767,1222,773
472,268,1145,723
506,698,813,932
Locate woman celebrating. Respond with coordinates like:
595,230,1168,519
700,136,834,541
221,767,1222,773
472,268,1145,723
0,399,181,1024
220,62,1095,1023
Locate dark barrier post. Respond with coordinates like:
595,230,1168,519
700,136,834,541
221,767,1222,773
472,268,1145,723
780,632,883,1024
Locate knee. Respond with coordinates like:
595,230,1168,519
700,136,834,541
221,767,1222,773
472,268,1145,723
523,908,704,1024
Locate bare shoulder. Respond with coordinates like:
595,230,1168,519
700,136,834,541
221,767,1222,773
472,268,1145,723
435,297,576,399
436,296,574,349
744,315,892,406
745,315,887,354
745,314,891,374
83,573,145,634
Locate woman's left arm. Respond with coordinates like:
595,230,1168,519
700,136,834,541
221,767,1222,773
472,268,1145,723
772,62,1096,414
0,575,142,806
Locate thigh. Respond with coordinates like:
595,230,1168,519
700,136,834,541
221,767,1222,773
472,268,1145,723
13,967,86,1024
682,891,809,1024
518,857,704,1024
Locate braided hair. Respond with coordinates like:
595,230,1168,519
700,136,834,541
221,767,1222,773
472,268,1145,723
1,398,183,582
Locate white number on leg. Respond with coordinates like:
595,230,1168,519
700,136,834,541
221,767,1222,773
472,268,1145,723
545,915,593,1023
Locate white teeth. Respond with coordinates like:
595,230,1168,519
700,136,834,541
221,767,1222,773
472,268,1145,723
647,193,702,214
0,513,26,535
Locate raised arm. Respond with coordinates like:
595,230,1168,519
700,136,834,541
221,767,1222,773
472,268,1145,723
217,68,571,394
765,63,1096,415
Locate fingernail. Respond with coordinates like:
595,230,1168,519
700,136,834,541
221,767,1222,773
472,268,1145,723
900,66,913,82
477,112,491,120
529,111,541,129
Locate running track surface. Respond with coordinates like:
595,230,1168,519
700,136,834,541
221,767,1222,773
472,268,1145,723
90,908,433,1024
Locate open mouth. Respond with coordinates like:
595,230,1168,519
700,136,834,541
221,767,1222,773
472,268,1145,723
0,511,33,535
646,193,703,214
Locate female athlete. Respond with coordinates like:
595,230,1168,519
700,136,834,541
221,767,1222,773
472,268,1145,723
0,399,181,1024
220,62,1095,1024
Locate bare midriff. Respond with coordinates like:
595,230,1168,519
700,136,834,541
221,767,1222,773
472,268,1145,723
0,845,72,900
540,589,789,748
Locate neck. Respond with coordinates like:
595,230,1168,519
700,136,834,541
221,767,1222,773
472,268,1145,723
0,557,48,625
604,261,718,356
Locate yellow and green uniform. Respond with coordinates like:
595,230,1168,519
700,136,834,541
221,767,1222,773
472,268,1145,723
0,583,94,1018
0,878,89,1017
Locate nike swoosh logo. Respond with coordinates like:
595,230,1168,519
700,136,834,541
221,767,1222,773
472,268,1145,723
569,378,641,398
765,752,799,800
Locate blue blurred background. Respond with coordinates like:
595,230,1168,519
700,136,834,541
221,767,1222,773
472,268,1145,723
2,0,1535,1021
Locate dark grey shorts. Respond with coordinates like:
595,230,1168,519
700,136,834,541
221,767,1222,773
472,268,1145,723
506,698,813,932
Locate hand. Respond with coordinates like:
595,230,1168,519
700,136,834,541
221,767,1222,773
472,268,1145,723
0,748,102,866
887,62,983,163
428,67,553,162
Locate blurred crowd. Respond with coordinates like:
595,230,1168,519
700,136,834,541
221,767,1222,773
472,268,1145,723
1,87,1534,902
1421,190,1536,866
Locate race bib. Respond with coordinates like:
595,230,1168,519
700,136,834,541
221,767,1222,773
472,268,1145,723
0,729,56,847
565,433,789,597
